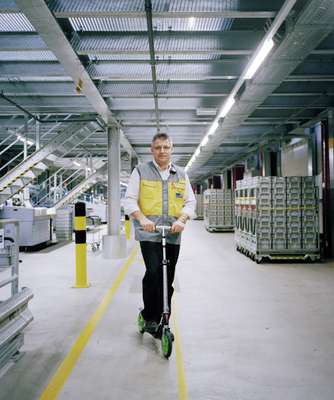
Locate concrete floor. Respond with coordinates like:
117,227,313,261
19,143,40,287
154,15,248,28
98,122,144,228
1,220,334,399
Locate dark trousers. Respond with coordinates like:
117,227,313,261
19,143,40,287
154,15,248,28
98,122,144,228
140,241,180,323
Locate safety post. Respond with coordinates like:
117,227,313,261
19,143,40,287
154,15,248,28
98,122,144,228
74,202,89,288
125,214,131,241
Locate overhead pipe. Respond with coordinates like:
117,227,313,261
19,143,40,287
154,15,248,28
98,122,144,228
145,0,160,132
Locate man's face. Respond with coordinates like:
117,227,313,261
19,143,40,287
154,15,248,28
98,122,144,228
151,138,173,166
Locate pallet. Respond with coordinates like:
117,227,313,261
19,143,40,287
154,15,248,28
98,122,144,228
206,225,234,233
236,244,320,263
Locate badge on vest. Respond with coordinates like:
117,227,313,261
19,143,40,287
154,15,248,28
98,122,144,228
176,193,183,198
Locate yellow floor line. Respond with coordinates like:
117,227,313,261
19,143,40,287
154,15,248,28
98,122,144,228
172,298,188,400
39,245,138,400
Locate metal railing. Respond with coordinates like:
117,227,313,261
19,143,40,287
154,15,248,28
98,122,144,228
0,115,73,175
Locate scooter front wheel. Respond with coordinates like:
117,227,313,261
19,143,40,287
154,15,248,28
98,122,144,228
161,327,173,358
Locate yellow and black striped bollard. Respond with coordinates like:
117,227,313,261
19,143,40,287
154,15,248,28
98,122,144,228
74,202,89,288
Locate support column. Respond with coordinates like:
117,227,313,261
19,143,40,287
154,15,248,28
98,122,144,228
222,170,232,190
89,153,93,171
262,149,272,176
22,119,31,205
85,155,89,179
325,111,334,257
307,127,316,176
232,165,245,190
103,125,126,259
262,147,280,177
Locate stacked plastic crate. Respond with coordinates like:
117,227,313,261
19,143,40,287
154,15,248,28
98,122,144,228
194,194,204,219
255,177,272,252
55,208,73,241
224,190,234,227
272,177,287,251
286,177,303,250
203,189,234,232
302,177,319,251
235,176,320,262
234,181,242,246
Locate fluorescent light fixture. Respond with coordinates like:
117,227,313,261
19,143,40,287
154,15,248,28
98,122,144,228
201,136,209,147
188,17,195,29
73,161,81,167
207,120,219,137
196,108,217,116
244,38,274,80
218,96,235,119
194,148,200,157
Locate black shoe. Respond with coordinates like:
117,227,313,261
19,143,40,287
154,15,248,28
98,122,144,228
145,320,159,335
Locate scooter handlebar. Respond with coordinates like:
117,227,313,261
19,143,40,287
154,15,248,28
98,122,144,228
139,225,171,233
155,225,171,232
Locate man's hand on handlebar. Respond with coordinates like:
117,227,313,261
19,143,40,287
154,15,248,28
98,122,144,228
139,216,155,232
170,220,185,234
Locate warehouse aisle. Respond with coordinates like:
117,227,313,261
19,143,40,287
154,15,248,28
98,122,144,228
1,221,334,399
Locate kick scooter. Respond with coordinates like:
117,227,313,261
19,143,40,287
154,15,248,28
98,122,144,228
138,225,174,359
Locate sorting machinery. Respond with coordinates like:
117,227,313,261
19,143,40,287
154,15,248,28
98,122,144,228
0,219,33,373
0,207,53,248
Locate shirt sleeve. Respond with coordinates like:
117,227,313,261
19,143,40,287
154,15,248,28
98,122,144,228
182,173,197,219
123,168,141,216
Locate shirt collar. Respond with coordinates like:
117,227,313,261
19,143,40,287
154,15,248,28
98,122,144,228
152,159,172,172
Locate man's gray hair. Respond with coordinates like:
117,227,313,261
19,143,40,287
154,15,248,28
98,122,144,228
152,132,172,144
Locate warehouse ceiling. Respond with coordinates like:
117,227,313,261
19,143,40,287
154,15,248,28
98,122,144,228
1,0,334,182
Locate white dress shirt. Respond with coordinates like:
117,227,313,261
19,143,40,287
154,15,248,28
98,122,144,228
123,160,196,219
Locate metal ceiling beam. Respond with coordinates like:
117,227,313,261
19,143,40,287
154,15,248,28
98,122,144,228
311,49,334,55
87,50,251,56
0,33,257,56
0,61,241,81
15,0,135,157
57,11,276,18
48,1,277,19
5,90,334,100
73,31,262,55
10,73,334,84
286,75,334,82
86,61,244,79
0,34,46,50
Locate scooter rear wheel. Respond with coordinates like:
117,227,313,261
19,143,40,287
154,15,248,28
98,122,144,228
161,327,173,358
138,313,145,334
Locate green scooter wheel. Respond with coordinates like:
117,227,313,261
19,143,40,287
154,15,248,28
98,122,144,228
138,313,145,334
161,328,173,359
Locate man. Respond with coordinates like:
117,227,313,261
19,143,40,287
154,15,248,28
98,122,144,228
124,133,196,337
